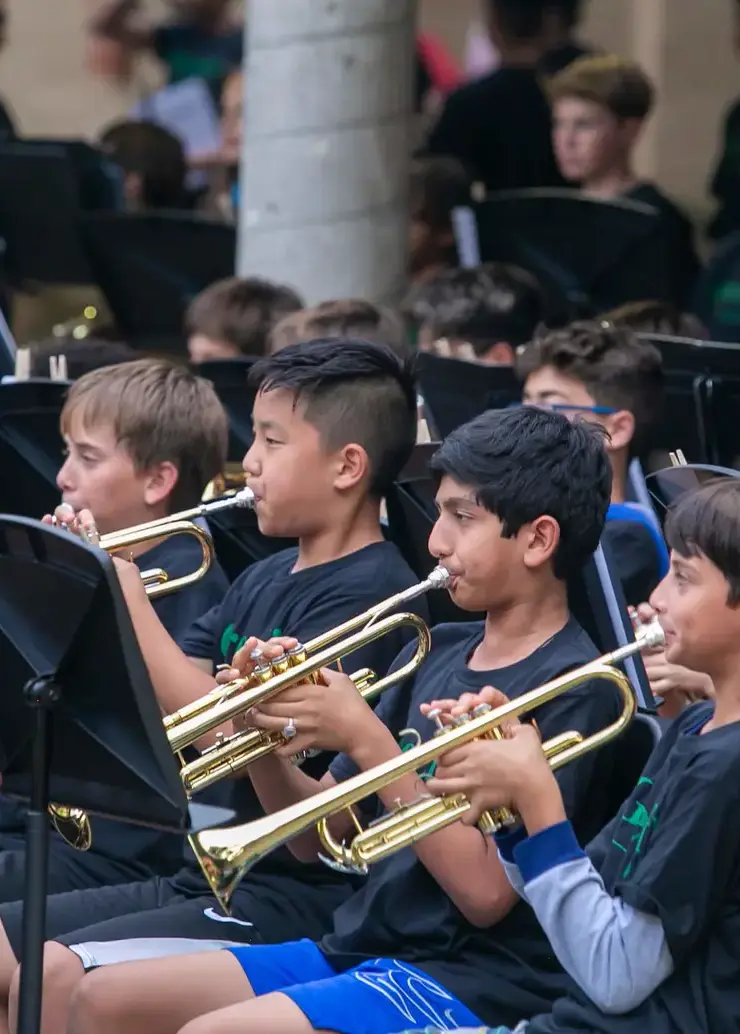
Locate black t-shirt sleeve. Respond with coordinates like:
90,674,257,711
616,751,740,965
329,639,419,786
602,520,662,607
530,676,620,828
151,569,228,643
424,88,480,177
177,598,225,661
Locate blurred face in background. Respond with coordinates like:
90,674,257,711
552,96,640,184
221,70,244,165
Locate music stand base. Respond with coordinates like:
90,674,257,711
16,676,58,1034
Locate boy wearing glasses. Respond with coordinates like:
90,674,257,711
517,320,667,605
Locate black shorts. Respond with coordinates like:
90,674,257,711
1,876,261,968
0,871,352,970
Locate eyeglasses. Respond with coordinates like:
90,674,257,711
508,401,618,416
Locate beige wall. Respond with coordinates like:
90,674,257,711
1,0,738,218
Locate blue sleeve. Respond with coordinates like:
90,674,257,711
177,599,226,664
151,566,228,643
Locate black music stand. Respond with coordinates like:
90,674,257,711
0,516,233,1034
80,212,236,355
0,380,68,518
193,358,257,460
416,352,521,439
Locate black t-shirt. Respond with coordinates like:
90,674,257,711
625,182,701,307
319,618,622,1027
603,504,668,608
531,702,740,1034
424,67,565,193
0,534,229,880
171,542,430,922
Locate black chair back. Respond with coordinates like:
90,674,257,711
0,380,67,517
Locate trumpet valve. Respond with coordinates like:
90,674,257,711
427,708,447,734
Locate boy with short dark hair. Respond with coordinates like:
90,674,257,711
0,339,426,1034
406,476,740,1034
269,298,407,358
548,54,700,306
186,276,304,363
98,119,188,210
408,156,472,287
0,358,230,903
407,263,546,364
66,406,625,1034
517,320,668,605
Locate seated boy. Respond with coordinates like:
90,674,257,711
269,298,408,359
405,263,546,364
186,276,304,363
517,320,668,606
405,476,740,1034
0,358,231,900
548,54,700,307
407,156,472,288
0,339,427,1034
64,406,625,1034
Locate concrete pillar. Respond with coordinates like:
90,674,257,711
237,0,416,306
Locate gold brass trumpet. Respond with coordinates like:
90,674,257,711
53,487,254,600
167,566,451,795
190,621,664,912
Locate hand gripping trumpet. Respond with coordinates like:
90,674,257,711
52,487,255,600
166,566,451,795
189,620,664,913
47,486,255,851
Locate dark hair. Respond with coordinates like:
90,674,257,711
600,299,708,339
487,0,584,40
249,338,418,498
186,277,304,357
547,55,654,121
665,479,740,606
515,320,664,452
404,264,546,354
28,337,137,380
431,406,611,579
269,299,408,358
98,120,187,209
409,156,472,232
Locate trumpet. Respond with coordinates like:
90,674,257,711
190,621,664,913
167,566,451,795
53,487,255,600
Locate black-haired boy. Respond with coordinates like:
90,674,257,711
406,476,740,1034
0,339,427,1033
68,406,625,1034
517,320,668,606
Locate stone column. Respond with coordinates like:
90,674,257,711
237,0,416,306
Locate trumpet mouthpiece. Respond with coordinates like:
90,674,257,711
638,620,665,650
234,487,256,509
427,566,451,589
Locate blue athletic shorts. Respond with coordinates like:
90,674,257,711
227,938,483,1034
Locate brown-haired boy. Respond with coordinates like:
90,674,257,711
0,359,230,905
516,320,668,606
548,54,700,304
269,299,407,358
186,277,304,363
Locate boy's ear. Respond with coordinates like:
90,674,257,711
333,443,370,493
605,409,635,453
522,515,561,571
143,461,180,508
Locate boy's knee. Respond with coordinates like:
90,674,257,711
8,943,84,1025
67,967,119,1034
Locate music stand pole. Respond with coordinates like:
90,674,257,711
16,675,59,1034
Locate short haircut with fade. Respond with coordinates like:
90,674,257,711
61,358,228,512
405,263,546,354
665,478,740,607
431,406,611,580
269,299,407,358
186,277,304,358
249,338,418,498
547,54,655,121
515,320,664,452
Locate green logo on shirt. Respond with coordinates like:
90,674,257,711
610,776,659,878
219,624,284,661
399,728,437,780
